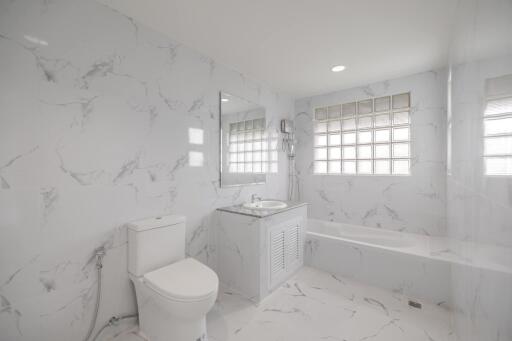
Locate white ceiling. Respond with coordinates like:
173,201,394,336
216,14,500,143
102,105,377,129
99,0,459,98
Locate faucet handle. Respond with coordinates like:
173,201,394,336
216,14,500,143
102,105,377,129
251,194,262,203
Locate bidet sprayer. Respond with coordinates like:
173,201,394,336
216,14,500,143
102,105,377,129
94,246,106,269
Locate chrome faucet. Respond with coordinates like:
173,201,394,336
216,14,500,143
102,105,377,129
251,194,262,203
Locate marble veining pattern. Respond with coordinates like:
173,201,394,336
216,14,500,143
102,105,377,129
0,0,292,339
294,71,447,237
111,267,456,341
447,53,512,341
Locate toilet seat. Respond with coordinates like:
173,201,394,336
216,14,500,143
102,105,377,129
143,258,218,302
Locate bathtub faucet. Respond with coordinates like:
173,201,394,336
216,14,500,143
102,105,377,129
251,194,262,203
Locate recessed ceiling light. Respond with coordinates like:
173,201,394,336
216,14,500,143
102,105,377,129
221,98,229,102
331,65,346,72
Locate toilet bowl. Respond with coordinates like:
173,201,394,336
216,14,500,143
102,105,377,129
127,215,219,341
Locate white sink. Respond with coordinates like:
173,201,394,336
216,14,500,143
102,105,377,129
243,200,288,210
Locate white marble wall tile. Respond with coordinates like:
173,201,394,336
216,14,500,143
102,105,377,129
294,70,447,237
0,0,293,339
448,54,512,341
446,1,512,338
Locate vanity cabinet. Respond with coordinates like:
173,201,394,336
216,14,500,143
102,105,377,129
215,203,307,302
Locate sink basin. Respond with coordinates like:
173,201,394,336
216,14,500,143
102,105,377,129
243,200,288,210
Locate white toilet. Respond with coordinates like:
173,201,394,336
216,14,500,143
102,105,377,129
127,215,218,341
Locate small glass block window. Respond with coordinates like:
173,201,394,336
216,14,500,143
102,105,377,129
328,147,341,160
342,102,357,117
342,118,356,131
314,92,411,175
227,118,278,174
328,120,341,132
375,96,391,112
328,105,341,119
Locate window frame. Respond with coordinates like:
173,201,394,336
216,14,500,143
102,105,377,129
483,95,512,176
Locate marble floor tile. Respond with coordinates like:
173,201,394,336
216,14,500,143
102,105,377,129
111,266,455,341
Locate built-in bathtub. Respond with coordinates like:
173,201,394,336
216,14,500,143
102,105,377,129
305,219,512,307
308,220,416,249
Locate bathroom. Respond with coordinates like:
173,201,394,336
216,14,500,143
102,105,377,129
0,0,511,340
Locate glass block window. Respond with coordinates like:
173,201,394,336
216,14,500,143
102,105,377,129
313,93,411,175
227,118,278,174
484,96,512,175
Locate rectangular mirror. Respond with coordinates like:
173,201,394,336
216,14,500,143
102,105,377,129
220,91,271,187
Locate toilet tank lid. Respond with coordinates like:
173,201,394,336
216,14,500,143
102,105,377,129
126,215,186,232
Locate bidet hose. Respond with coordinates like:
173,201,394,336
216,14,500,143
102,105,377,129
83,249,105,341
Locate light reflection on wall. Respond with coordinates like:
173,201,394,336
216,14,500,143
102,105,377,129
188,127,204,145
188,151,204,167
188,127,204,167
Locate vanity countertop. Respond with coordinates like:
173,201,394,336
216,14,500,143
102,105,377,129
217,201,307,218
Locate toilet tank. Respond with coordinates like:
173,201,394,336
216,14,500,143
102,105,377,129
127,215,186,277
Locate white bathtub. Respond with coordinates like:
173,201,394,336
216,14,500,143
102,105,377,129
305,219,512,307
308,220,416,249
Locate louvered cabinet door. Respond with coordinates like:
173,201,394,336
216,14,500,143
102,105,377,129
268,217,304,290
269,228,286,288
286,224,302,272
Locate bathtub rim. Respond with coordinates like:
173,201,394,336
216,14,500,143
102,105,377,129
306,218,512,275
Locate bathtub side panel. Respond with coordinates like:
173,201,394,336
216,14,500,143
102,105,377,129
304,234,451,306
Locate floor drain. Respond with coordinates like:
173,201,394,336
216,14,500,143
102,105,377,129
408,300,422,309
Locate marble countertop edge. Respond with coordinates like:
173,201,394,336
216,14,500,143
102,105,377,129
217,201,308,218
